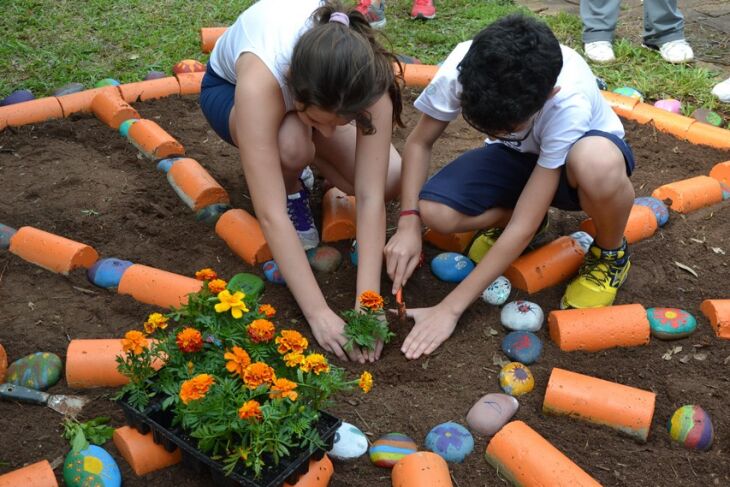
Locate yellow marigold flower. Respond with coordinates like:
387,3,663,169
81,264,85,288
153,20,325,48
269,378,298,401
247,319,276,343
121,330,148,355
238,400,263,421
276,330,309,355
258,304,276,318
359,291,384,312
176,327,203,353
359,371,373,393
300,354,330,375
143,312,168,334
284,352,305,368
214,290,248,319
195,268,217,281
224,346,251,378
207,279,227,294
243,362,276,389
179,374,214,404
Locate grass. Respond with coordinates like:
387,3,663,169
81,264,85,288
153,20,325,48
0,0,726,117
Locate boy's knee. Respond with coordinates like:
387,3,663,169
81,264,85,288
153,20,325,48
567,137,627,188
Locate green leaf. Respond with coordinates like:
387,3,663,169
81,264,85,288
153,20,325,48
71,429,89,454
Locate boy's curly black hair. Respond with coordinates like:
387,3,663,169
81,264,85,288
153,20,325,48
458,14,563,136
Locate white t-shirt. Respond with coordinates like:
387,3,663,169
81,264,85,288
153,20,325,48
209,0,324,112
414,42,624,169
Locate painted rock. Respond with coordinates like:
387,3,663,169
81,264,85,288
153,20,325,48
306,246,342,273
595,77,608,91
1,89,34,106
0,223,17,250
425,422,473,463
144,70,167,80
350,240,358,266
431,252,474,283
634,196,669,226
53,82,85,97
501,331,542,364
262,260,285,285
482,276,511,306
195,203,231,226
654,99,681,114
204,334,223,348
173,59,206,75
500,300,544,332
613,86,643,101
721,182,730,201
95,78,121,88
569,231,594,253
369,433,417,468
466,393,519,436
329,421,369,461
691,108,723,127
87,258,134,289
668,405,714,451
6,352,62,390
227,272,264,300
156,157,180,174
118,118,138,137
648,307,697,340
63,445,121,487
0,344,7,383
499,362,534,397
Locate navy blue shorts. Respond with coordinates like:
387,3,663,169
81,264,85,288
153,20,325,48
419,130,635,213
200,63,236,146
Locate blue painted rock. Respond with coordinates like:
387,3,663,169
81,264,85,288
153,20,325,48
144,70,167,80
668,405,714,451
195,203,231,226
0,223,18,250
481,276,511,306
721,183,730,201
87,258,134,288
654,99,681,114
369,433,417,468
95,78,121,88
227,272,264,300
204,334,223,348
350,240,358,266
425,422,473,463
63,445,121,487
613,86,643,101
500,300,543,332
499,362,534,397
156,157,180,173
53,82,85,97
647,307,697,340
501,331,542,364
1,89,34,106
6,352,62,390
569,231,594,253
595,77,608,91
118,118,138,137
466,393,519,436
329,421,369,461
634,196,669,226
262,260,285,285
431,252,474,283
306,246,342,273
691,108,723,127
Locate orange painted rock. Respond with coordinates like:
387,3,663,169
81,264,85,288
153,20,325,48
173,59,205,75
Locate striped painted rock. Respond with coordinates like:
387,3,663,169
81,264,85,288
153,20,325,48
369,433,417,468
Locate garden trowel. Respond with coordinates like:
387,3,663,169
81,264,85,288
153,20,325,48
0,383,88,416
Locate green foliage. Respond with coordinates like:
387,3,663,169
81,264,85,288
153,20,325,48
62,417,115,454
341,295,395,351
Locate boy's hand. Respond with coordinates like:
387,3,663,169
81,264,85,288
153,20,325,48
385,220,423,295
308,309,366,364
400,304,460,359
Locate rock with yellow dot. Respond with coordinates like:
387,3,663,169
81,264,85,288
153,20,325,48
499,362,535,397
63,445,121,487
5,351,62,390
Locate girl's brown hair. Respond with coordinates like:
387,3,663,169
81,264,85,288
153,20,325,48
287,1,404,135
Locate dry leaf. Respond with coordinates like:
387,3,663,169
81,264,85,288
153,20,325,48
712,247,725,255
724,355,730,365
679,355,691,364
662,351,673,360
487,327,499,336
690,238,704,244
674,261,699,278
673,346,683,354
693,353,708,361
492,354,509,367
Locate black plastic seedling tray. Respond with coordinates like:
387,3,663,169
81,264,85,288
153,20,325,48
118,395,341,487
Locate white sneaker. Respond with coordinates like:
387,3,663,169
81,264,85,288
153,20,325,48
286,187,320,250
658,39,694,63
584,41,615,63
712,77,730,103
300,166,314,191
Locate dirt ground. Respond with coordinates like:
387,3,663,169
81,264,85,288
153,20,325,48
0,91,729,486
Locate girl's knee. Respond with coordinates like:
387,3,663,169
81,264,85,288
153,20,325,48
278,114,315,170
420,200,461,233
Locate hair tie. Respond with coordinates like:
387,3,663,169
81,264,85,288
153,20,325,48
329,12,350,26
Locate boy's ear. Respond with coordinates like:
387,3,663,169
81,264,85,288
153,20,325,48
548,86,561,99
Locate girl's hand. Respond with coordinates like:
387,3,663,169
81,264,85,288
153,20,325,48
384,219,423,295
307,309,366,363
399,305,461,360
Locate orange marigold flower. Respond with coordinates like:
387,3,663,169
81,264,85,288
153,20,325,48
359,371,373,393
243,362,276,389
300,353,330,375
258,304,276,318
195,268,217,281
276,330,309,355
284,352,305,368
207,279,227,294
179,374,214,404
122,330,148,355
359,291,384,311
143,312,168,334
238,400,263,421
247,319,275,343
176,327,203,353
224,346,251,378
269,378,298,401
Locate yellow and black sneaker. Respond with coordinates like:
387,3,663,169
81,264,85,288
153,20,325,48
466,215,550,264
560,238,631,309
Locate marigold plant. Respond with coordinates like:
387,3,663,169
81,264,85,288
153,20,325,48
115,270,371,478
342,291,395,351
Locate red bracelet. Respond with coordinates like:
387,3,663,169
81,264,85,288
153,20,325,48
399,209,421,218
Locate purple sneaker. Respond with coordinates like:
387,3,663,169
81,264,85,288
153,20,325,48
287,186,319,250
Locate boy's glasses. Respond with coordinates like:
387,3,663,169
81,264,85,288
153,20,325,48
485,109,541,143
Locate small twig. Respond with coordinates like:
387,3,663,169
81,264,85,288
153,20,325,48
72,285,98,295
686,455,698,477
353,408,372,436
0,259,9,288
670,463,679,479
596,465,611,472
451,473,461,487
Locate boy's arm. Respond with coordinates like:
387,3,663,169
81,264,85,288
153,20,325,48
385,114,449,294
401,165,561,359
